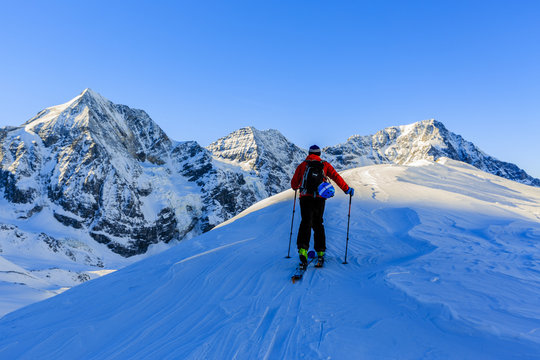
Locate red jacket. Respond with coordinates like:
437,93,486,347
291,154,350,198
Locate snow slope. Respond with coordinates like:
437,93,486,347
1,159,540,359
0,255,60,315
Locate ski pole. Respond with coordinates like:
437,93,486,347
343,193,352,264
286,189,298,258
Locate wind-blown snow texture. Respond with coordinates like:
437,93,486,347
1,159,539,359
1,89,539,316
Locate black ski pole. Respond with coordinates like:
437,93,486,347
343,193,352,264
286,189,298,258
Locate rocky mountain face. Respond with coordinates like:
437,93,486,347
1,90,538,273
0,90,269,273
2,90,172,257
207,127,307,197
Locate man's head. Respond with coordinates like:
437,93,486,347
308,145,321,156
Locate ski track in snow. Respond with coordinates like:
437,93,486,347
173,237,256,266
1,162,540,359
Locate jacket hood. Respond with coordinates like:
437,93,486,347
305,154,322,161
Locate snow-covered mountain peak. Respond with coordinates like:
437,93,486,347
80,87,100,98
323,119,540,186
207,126,306,171
405,118,450,139
20,88,171,164
66,88,107,108
344,119,442,143
373,118,444,141
1,91,182,263
207,126,306,196
24,88,105,130
207,126,260,165
403,118,440,129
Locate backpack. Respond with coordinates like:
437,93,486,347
301,160,326,194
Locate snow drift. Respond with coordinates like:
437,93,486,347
1,159,539,359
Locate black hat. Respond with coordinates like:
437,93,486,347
309,145,321,155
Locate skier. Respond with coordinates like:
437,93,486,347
291,145,354,269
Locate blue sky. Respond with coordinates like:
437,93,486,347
1,1,539,177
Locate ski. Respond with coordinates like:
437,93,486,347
291,250,316,283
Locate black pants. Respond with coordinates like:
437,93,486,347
297,197,326,253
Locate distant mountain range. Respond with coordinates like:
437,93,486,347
1,89,538,311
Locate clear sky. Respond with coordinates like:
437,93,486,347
1,1,539,177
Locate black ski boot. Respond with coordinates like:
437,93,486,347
315,252,325,268
299,248,308,269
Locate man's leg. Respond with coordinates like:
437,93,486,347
297,197,314,261
312,198,326,254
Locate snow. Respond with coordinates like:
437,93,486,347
0,193,136,317
0,254,77,315
1,159,539,359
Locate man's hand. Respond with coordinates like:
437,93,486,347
345,187,355,196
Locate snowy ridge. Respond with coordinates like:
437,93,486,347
1,159,539,359
324,119,540,186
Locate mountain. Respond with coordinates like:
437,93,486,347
0,90,282,315
324,119,540,187
0,89,276,253
205,120,540,192
207,126,307,197
1,159,539,359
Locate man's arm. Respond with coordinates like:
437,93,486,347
324,162,349,193
291,162,306,190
